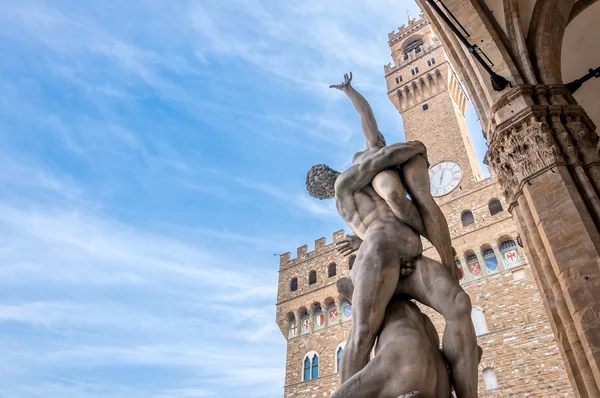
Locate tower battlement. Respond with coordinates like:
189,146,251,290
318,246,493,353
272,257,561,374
388,15,427,46
279,229,346,269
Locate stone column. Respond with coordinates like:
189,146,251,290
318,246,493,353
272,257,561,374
458,257,471,283
475,251,489,277
491,244,506,272
487,84,600,395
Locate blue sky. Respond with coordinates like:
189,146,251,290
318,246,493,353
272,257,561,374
0,1,488,397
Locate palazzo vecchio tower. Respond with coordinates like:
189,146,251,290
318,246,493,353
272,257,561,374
275,16,574,398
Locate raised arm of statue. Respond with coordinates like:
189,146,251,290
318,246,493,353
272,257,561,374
330,72,386,149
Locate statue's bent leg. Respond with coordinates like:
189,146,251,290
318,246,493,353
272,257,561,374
400,256,478,398
402,156,455,274
340,225,400,383
371,169,427,238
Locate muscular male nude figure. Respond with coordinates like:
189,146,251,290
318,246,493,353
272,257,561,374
329,73,459,280
306,74,478,398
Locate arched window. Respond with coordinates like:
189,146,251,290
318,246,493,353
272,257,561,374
302,351,319,381
325,298,339,325
312,303,325,331
290,277,298,292
341,299,352,322
308,270,317,285
483,367,499,390
348,255,356,270
311,355,319,379
404,38,424,54
336,347,344,373
461,211,475,226
299,307,311,335
489,199,503,215
471,308,489,336
500,239,521,268
482,248,498,272
466,253,482,277
287,313,298,339
328,263,337,278
303,357,311,381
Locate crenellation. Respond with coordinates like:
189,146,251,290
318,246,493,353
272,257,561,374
315,237,326,250
332,229,345,242
296,244,308,258
280,252,291,267
279,230,347,270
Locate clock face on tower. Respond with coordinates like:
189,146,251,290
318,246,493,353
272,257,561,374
429,161,463,197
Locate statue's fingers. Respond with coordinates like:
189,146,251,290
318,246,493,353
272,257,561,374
349,71,353,80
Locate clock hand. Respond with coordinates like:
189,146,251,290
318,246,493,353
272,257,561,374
439,171,444,185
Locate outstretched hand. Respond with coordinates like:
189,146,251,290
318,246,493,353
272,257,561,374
330,72,353,91
336,234,362,256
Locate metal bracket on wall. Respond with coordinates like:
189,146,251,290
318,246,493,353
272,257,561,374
566,67,600,94
425,0,510,92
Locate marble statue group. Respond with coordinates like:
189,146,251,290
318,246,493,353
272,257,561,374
306,73,480,398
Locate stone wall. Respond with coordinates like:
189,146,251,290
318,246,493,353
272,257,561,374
277,238,573,397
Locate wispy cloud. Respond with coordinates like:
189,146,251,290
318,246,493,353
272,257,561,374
234,177,338,218
0,1,469,397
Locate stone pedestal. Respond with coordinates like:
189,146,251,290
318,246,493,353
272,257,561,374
487,84,600,397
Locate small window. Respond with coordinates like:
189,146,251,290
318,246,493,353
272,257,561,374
489,199,503,215
395,76,403,84
422,104,429,111
471,308,489,336
411,67,419,76
427,58,436,66
461,211,475,226
336,347,343,373
328,263,337,278
308,270,317,285
290,277,298,292
483,368,499,390
348,255,356,270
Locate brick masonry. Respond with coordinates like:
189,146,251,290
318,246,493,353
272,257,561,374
275,16,573,398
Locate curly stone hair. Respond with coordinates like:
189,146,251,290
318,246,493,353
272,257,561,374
306,164,341,200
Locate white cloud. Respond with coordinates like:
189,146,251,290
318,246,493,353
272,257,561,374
233,177,338,218
0,1,430,397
